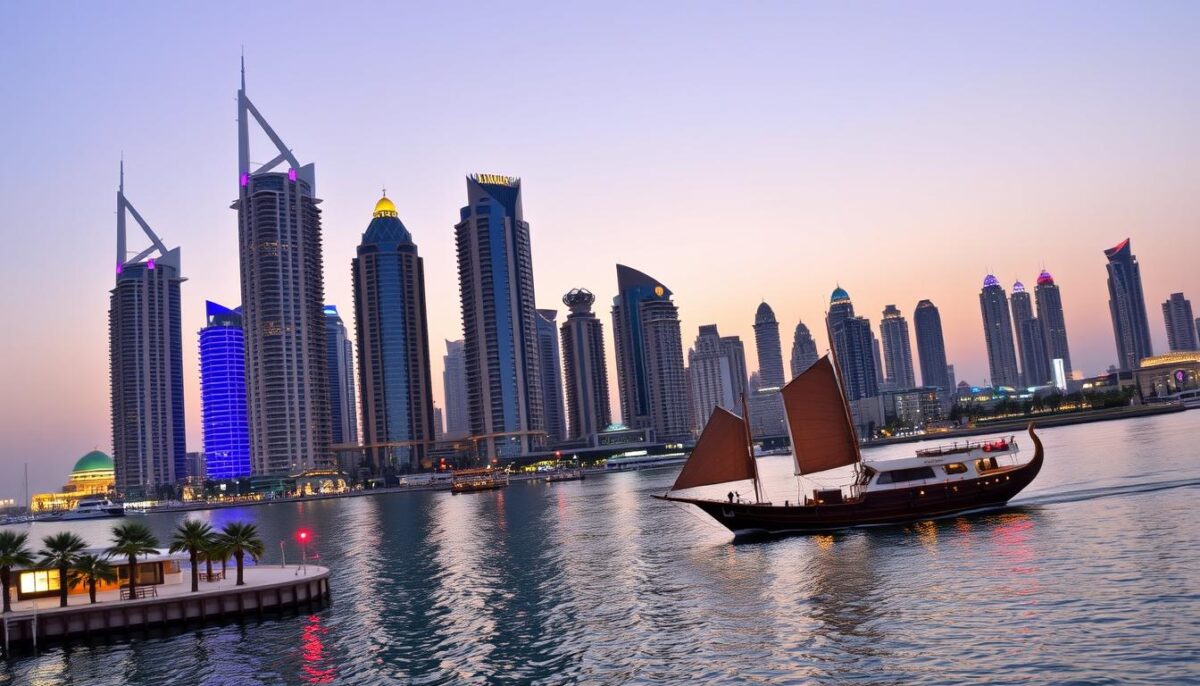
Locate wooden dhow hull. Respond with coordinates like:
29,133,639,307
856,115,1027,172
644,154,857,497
660,427,1044,536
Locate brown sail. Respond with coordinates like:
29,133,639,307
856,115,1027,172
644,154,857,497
670,407,757,491
781,355,861,475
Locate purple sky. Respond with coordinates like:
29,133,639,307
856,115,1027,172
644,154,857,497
2,2,1199,496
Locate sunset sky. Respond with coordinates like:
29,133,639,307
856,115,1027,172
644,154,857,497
2,2,1199,495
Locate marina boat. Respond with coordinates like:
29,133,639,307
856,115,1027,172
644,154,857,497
655,355,1044,536
546,468,585,483
58,496,127,520
450,468,509,495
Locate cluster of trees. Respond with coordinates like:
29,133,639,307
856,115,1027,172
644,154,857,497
949,387,1137,422
0,520,265,613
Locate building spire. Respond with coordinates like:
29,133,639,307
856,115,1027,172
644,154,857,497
240,47,246,92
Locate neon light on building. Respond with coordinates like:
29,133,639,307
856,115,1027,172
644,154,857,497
199,301,251,479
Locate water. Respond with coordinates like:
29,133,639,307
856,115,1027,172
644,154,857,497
3,412,1200,685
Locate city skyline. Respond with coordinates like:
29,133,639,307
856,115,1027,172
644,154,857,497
5,3,1200,493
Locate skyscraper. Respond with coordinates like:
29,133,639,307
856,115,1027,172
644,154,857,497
199,301,250,481
979,275,1021,387
826,287,879,401
913,300,951,390
235,62,331,475
455,174,544,459
753,302,786,388
612,265,690,441
353,194,435,473
560,289,612,440
1010,281,1051,386
687,325,746,432
1034,270,1073,378
1105,238,1154,370
879,305,916,391
536,309,568,444
442,340,469,440
789,321,819,379
324,305,358,446
110,164,186,495
1162,293,1198,351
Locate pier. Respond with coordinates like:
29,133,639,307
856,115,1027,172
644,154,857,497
1,566,330,654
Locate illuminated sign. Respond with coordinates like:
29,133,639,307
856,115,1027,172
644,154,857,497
654,286,665,297
474,173,517,186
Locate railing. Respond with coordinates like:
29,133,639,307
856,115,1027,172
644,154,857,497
916,436,1017,457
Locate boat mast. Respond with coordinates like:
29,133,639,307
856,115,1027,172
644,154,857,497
740,392,764,504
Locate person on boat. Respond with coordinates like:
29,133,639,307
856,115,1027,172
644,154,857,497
727,491,735,503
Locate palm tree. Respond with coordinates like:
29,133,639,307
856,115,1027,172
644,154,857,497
168,519,214,592
38,531,88,608
205,536,230,581
69,553,117,604
0,530,35,613
218,522,264,586
108,522,160,600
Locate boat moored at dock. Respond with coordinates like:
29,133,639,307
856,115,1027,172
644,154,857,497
450,468,509,495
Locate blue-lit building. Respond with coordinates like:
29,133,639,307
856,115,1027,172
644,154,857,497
324,305,358,446
454,175,545,460
354,194,436,473
198,301,251,480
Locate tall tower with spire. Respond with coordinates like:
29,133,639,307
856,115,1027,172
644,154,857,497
110,163,186,496
753,302,786,388
234,61,331,475
979,275,1021,387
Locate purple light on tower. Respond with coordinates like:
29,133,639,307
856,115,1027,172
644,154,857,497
288,168,297,182
116,262,123,275
240,173,249,187
147,258,155,270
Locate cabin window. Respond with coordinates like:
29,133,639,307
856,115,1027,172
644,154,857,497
975,457,1001,473
876,466,936,484
943,463,968,475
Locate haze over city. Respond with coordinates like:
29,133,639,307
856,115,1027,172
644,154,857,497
3,2,1199,494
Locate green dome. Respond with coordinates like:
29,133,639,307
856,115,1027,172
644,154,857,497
72,450,114,474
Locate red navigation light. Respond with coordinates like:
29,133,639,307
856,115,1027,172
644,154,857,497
296,529,311,543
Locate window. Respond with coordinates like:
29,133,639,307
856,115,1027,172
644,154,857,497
975,457,1000,473
876,467,936,484
18,570,60,595
943,463,968,475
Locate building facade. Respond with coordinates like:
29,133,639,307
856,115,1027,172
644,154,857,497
110,166,186,495
560,289,612,440
687,325,747,432
790,321,819,379
1162,293,1198,352
455,175,544,459
612,265,690,442
827,287,879,401
979,275,1021,388
536,309,568,444
1105,238,1154,370
1034,270,1073,378
198,301,251,480
913,299,951,390
352,194,436,473
235,66,331,475
879,304,916,391
753,302,786,388
1010,281,1052,386
324,305,358,446
442,340,469,440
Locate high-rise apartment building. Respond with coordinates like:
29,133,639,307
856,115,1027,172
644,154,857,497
1162,293,1198,351
199,301,250,480
1034,270,1073,378
442,340,469,440
324,305,358,446
979,275,1021,387
560,289,612,440
687,325,747,432
913,300,951,390
1105,238,1154,370
790,321,819,379
612,265,690,442
235,62,331,475
353,194,435,473
1010,281,1051,386
753,302,786,388
455,174,544,459
111,164,186,495
536,309,568,444
826,287,879,401
879,305,916,391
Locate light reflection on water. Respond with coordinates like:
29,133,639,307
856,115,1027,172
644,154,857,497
3,412,1200,684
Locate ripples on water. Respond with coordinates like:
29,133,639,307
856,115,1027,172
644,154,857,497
3,413,1200,685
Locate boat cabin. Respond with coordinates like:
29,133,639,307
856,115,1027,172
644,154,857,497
859,436,1021,493
10,548,186,602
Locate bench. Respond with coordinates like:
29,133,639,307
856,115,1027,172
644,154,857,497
119,585,159,600
201,571,225,582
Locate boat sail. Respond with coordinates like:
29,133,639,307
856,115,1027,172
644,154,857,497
670,406,759,499
780,355,860,476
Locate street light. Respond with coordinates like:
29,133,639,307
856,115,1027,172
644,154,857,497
295,529,312,576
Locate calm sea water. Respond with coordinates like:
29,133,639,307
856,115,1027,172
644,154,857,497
3,412,1199,685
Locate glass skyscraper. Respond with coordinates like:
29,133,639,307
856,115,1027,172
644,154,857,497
455,175,544,459
560,289,612,440
353,194,436,473
325,305,358,446
1010,281,1051,386
1034,270,1073,378
913,300,951,390
979,275,1021,388
753,302,786,388
442,340,469,440
536,309,567,444
826,287,879,401
199,301,250,480
1105,238,1154,370
879,304,916,391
